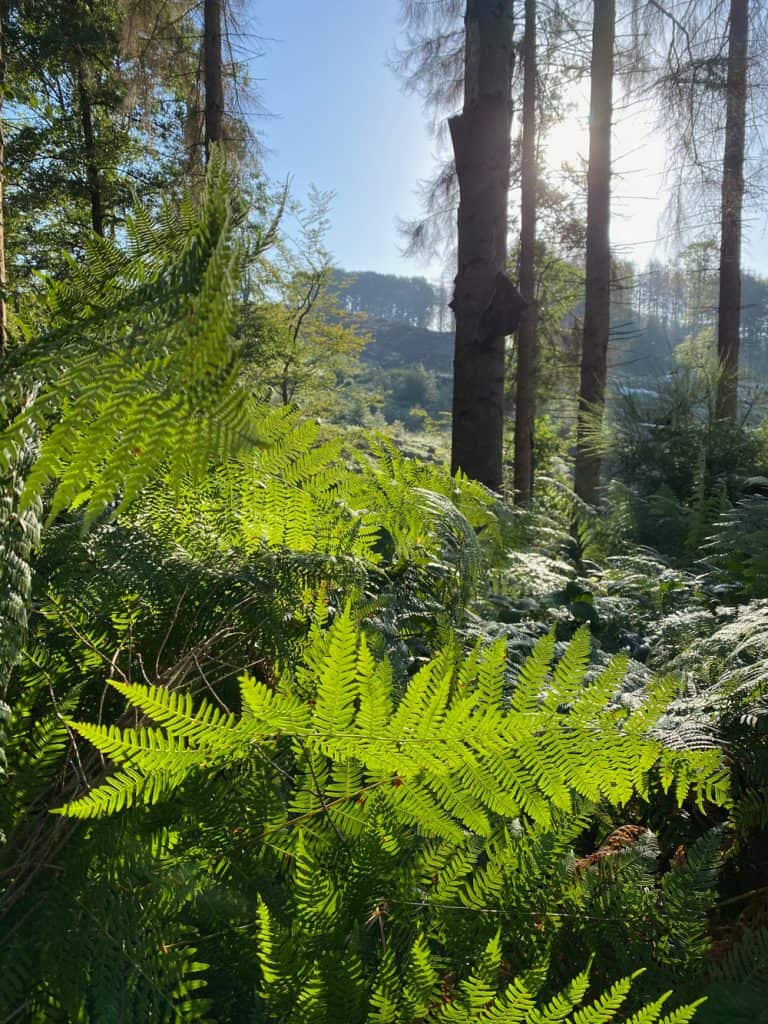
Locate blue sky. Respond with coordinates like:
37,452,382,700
248,1,768,280
252,1,438,278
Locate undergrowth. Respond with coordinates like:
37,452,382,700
1,163,766,1022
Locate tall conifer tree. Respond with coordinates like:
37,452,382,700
513,0,538,504
203,0,224,161
715,0,748,421
449,0,518,490
574,0,615,505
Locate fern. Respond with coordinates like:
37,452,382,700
0,202,744,1019
658,830,722,970
427,936,703,1022
696,925,768,1022
8,582,726,1020
0,437,42,691
57,611,726,835
0,152,277,527
701,494,768,599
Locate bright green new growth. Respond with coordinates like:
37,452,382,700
56,614,727,827
0,150,274,527
344,931,704,1022
47,607,725,1020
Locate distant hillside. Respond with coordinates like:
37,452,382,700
361,320,454,374
333,269,446,328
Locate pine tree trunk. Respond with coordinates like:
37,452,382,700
76,62,104,237
203,0,224,162
715,0,748,421
0,2,7,357
574,0,615,505
513,0,537,505
448,0,516,490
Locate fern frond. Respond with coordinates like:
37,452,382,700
59,616,728,852
0,153,265,527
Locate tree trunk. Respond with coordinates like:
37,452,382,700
715,0,748,421
0,2,7,357
513,0,537,505
573,0,615,505
203,0,225,162
76,62,104,237
448,0,517,491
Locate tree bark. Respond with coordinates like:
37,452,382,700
449,0,517,490
715,0,748,421
574,0,615,505
513,0,537,505
76,62,104,237
203,0,225,162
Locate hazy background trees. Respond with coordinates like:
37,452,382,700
389,0,768,506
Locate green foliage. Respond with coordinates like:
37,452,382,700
0,153,275,527
697,927,768,1023
2,122,766,1022
4,0,201,284
0,438,42,688
36,613,720,1020
56,617,723,824
243,189,370,411
505,244,584,413
602,373,766,555
702,493,768,598
331,268,439,328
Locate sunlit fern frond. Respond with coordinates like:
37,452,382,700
0,152,269,528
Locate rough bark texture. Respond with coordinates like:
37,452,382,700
715,0,748,421
203,0,225,162
76,63,104,238
513,0,537,505
449,0,516,491
574,0,615,505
